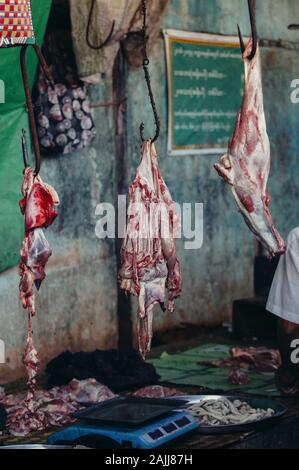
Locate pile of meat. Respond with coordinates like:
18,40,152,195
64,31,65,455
187,397,275,427
0,379,116,437
0,382,184,436
230,347,281,373
200,346,281,374
228,369,251,386
199,346,281,386
214,40,285,257
119,141,182,358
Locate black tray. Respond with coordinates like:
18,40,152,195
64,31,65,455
73,397,187,427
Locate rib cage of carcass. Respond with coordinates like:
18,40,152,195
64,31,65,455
119,141,182,358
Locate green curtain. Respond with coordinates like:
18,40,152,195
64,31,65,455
0,0,52,273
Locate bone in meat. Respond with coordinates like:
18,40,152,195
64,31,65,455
214,40,285,256
119,141,182,358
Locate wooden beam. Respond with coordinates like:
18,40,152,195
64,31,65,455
113,46,133,350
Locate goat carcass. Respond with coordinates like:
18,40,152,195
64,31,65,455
214,41,285,256
119,141,182,358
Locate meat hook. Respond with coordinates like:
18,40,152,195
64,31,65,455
139,0,160,143
20,44,54,176
238,0,258,60
22,129,29,169
86,0,115,50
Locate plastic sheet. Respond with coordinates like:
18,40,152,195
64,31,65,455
0,0,51,273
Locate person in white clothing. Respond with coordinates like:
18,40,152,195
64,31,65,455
267,227,299,396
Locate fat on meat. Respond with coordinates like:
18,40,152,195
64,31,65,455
119,141,182,358
214,40,285,256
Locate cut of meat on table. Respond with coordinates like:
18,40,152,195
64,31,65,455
133,385,185,398
0,379,116,437
19,167,59,402
119,141,182,358
199,346,281,373
231,347,281,373
214,40,285,257
65,378,116,404
228,369,251,386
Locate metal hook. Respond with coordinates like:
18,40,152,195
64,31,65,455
33,44,55,87
238,0,258,60
22,129,29,169
86,0,115,50
20,45,42,176
139,0,160,143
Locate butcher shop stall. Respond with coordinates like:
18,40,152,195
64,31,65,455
0,0,299,454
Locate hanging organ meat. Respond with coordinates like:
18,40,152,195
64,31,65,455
214,40,285,256
119,141,182,358
19,167,59,396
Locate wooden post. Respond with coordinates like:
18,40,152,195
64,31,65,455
113,46,133,349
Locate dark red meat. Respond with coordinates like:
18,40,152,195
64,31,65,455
231,347,281,373
199,346,281,374
228,369,251,386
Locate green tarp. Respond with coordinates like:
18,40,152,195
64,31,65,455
0,0,52,273
148,344,279,397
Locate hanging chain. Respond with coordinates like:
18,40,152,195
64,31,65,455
139,0,160,143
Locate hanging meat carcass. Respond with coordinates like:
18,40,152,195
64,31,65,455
214,40,285,256
19,166,59,397
119,141,182,358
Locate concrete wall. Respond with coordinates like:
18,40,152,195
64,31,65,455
1,0,299,383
